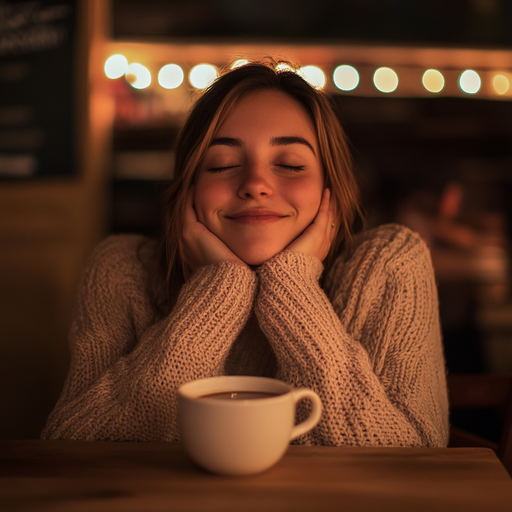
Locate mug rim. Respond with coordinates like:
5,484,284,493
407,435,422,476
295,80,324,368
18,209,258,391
178,375,293,401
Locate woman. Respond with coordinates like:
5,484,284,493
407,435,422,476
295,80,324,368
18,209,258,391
42,62,449,446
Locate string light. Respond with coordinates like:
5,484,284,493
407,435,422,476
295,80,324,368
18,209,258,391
158,64,184,89
125,63,151,89
231,59,250,69
459,70,481,94
105,54,128,79
104,50,512,101
275,63,295,73
189,64,218,89
493,74,510,95
333,65,359,91
422,69,445,93
299,66,326,89
373,67,399,93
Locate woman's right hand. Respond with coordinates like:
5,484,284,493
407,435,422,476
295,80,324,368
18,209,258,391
182,187,248,272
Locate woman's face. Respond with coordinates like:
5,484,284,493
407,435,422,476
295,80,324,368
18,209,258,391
194,89,324,266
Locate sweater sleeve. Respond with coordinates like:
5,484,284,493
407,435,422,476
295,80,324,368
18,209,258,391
254,224,449,448
41,236,257,441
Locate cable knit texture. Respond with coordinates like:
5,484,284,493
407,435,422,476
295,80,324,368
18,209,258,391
42,224,449,446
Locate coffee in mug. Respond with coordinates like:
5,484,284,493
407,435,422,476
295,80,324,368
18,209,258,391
178,375,322,476
199,391,280,400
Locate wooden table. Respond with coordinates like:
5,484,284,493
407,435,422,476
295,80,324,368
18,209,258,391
1,440,511,512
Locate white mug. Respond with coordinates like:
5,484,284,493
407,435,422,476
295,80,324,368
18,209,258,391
177,375,322,476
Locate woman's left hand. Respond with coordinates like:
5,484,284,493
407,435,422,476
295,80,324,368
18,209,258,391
285,188,336,261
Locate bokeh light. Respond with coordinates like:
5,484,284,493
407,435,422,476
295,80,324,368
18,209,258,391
333,65,359,91
459,70,481,94
125,63,151,89
231,59,250,69
189,64,218,89
493,74,510,95
299,65,326,89
373,67,399,93
275,62,295,73
158,64,184,89
104,54,128,79
422,69,445,93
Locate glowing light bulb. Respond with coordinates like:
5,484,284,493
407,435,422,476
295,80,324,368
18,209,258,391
275,62,295,73
125,63,151,89
105,54,128,79
231,59,250,69
158,64,184,89
299,65,326,90
333,65,359,91
373,67,399,93
493,74,510,95
459,70,481,94
422,69,445,93
189,64,218,89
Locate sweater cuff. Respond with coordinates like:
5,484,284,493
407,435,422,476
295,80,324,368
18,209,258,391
185,260,257,297
257,251,324,283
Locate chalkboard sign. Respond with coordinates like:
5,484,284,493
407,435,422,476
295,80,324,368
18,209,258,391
0,0,76,178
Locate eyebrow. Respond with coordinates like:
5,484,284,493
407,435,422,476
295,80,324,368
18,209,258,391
271,136,316,155
209,136,316,155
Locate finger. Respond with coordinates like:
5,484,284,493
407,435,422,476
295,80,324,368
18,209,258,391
320,188,331,210
319,190,336,253
313,188,332,228
321,188,337,234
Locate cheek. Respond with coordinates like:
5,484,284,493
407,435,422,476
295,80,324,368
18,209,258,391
193,178,228,225
286,181,323,220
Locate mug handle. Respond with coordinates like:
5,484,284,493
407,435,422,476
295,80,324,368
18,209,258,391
289,388,323,441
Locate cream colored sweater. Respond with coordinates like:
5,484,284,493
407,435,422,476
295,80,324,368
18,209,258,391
42,224,449,446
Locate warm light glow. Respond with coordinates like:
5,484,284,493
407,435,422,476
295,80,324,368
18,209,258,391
299,65,326,89
333,65,359,91
275,62,295,73
105,54,128,79
231,59,250,69
422,69,445,93
373,67,398,93
189,64,218,89
459,70,481,94
493,74,510,95
158,64,184,89
125,63,151,89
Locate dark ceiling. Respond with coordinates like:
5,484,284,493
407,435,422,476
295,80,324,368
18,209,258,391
112,0,512,47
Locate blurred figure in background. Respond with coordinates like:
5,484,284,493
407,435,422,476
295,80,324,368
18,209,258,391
397,180,510,443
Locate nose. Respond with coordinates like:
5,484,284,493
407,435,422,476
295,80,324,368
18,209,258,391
237,162,273,199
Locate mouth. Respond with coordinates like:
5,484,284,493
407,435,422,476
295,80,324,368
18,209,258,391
226,209,288,225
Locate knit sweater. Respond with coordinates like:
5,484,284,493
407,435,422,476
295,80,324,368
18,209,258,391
41,223,449,446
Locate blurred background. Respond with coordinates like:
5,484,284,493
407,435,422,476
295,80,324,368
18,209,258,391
1,0,511,441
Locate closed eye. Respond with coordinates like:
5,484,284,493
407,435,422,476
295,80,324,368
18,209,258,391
208,165,240,173
208,164,305,173
278,164,305,172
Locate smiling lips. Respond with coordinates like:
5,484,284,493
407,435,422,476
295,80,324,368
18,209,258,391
226,209,287,225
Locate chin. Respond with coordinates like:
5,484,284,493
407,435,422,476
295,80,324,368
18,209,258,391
237,252,279,266
231,245,286,266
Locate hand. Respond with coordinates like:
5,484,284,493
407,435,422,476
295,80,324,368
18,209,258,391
285,188,335,261
182,186,248,272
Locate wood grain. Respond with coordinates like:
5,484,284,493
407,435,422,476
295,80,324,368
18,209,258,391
1,441,511,512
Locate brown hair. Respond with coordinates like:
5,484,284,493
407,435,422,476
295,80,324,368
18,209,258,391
158,60,362,297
